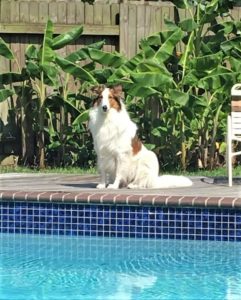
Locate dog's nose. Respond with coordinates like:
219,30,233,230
102,105,108,112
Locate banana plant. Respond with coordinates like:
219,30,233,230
0,37,19,102
108,0,241,170
25,20,95,168
0,20,87,167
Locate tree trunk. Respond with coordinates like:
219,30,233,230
38,106,45,169
21,103,35,166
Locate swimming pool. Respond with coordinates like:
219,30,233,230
1,233,241,300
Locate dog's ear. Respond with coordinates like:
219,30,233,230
110,84,123,99
91,85,104,97
91,85,104,107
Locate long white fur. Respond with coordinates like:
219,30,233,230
88,87,192,189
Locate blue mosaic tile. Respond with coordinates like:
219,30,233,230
0,201,241,241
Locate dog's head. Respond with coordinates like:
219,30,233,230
92,85,123,113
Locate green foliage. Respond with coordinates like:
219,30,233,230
107,0,241,170
0,37,14,60
1,1,241,171
0,20,97,168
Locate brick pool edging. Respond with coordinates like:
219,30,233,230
1,190,241,208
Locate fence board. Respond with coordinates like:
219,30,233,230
1,0,10,22
85,3,94,25
39,2,49,23
29,2,39,23
0,35,11,126
119,2,128,56
19,1,29,23
145,5,152,37
103,4,111,25
49,2,58,23
94,4,103,25
76,2,85,24
136,5,145,52
10,1,20,22
153,6,162,33
128,4,137,58
161,6,171,31
111,3,119,25
58,2,67,24
67,2,76,24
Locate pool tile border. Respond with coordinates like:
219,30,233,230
0,190,241,208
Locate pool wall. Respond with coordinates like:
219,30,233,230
1,201,241,241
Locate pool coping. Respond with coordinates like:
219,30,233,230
1,190,241,209
0,173,241,209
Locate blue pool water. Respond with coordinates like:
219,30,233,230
0,234,241,300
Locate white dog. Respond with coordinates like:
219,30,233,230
88,85,192,189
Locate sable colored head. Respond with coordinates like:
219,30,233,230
92,85,123,113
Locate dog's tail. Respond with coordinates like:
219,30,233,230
152,175,192,189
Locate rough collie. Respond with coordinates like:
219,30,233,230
88,85,192,189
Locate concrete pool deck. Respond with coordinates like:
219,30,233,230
0,173,241,208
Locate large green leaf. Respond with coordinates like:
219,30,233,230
201,31,226,54
189,95,209,108
52,26,83,50
136,60,170,75
55,56,97,84
65,41,105,62
164,19,179,31
26,61,40,78
0,37,14,60
46,108,58,138
182,70,198,86
179,19,198,32
154,29,184,62
130,72,173,88
63,97,81,114
92,68,113,84
221,36,241,55
145,34,162,47
0,89,14,102
139,39,156,59
188,52,223,77
41,64,59,86
168,90,189,106
0,72,24,85
230,56,241,72
127,85,161,98
25,45,38,60
198,67,237,91
88,48,127,68
73,110,89,125
108,52,143,80
39,19,54,66
204,0,219,15
107,77,133,89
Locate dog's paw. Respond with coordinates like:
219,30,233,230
107,184,119,189
127,183,138,189
96,183,106,189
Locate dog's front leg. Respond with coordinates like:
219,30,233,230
107,155,124,189
96,170,107,189
107,176,121,189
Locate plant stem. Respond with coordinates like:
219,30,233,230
39,71,46,169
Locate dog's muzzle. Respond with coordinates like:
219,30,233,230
102,105,108,112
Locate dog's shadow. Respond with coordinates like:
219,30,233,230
61,183,97,189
